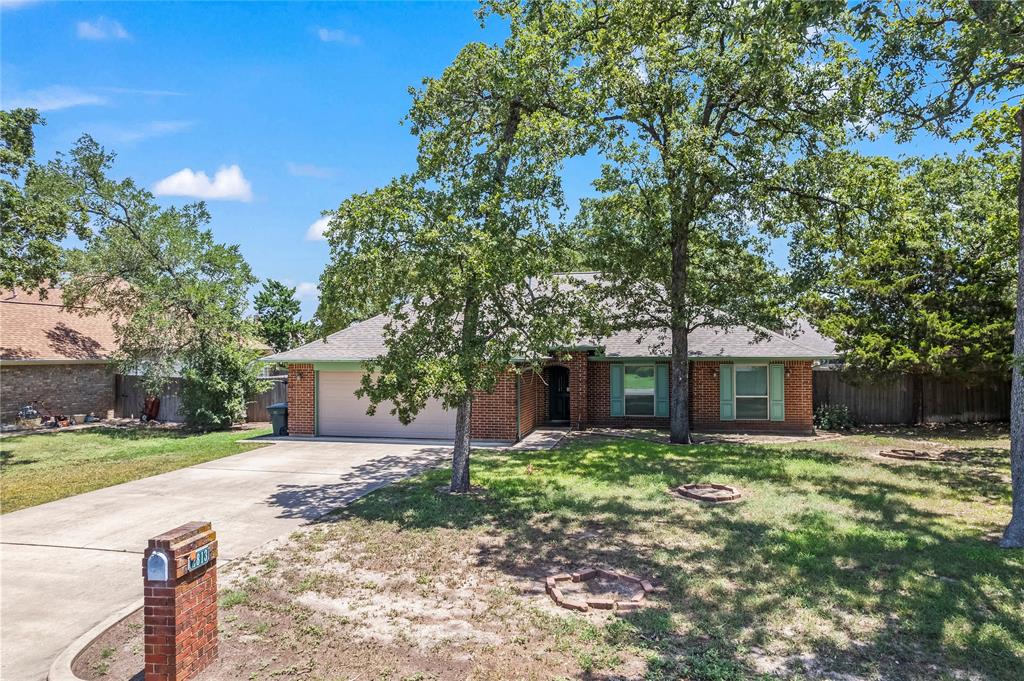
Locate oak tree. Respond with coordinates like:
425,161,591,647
318,14,588,491
546,0,870,442
56,136,266,429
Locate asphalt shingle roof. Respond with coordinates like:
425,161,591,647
0,288,117,362
265,273,836,363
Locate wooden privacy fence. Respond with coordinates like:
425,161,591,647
246,377,288,422
115,375,287,423
812,370,1011,425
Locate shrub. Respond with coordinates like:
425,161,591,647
179,338,269,431
814,403,855,430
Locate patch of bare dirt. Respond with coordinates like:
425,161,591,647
75,524,644,681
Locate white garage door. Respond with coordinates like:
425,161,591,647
317,371,456,439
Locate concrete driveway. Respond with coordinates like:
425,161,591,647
0,439,448,681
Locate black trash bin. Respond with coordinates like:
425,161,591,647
267,402,288,436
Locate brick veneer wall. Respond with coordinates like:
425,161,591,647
287,364,315,435
587,361,671,429
470,371,518,441
587,359,814,434
0,362,114,423
284,357,815,441
518,370,541,436
691,360,813,433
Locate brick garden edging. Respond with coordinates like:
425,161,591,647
544,568,654,614
672,483,743,503
879,448,951,462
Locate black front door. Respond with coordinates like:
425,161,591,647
549,366,570,422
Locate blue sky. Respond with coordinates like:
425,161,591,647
2,1,960,319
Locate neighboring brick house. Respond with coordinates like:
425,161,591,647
264,274,836,441
0,288,118,423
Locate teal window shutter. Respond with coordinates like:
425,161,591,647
610,363,624,417
655,364,669,417
769,364,785,421
719,364,734,420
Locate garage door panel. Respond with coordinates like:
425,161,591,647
317,372,455,439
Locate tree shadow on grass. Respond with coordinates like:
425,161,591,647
271,437,1023,680
0,449,39,466
856,422,1010,444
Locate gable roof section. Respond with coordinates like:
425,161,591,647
0,289,118,362
265,314,392,362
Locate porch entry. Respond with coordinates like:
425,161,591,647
548,365,570,422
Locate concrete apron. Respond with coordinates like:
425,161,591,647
1,440,449,681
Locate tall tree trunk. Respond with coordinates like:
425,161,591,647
669,190,692,444
451,395,473,493
444,102,521,494
450,293,482,494
670,327,690,443
1000,108,1024,548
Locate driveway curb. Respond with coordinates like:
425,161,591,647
48,598,143,681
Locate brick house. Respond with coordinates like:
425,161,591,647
264,275,835,441
0,288,118,423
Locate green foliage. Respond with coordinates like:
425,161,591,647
814,403,855,431
521,0,873,440
854,0,1023,138
179,338,269,431
0,426,269,512
790,153,1016,382
314,250,388,336
319,11,593,488
55,136,258,393
253,278,308,352
0,108,88,294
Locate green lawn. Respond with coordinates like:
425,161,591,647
0,426,270,513
200,426,1021,681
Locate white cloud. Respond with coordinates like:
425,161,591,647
3,85,107,111
306,215,332,241
105,120,194,144
286,161,335,179
77,17,131,41
153,165,253,202
317,27,361,45
294,282,318,300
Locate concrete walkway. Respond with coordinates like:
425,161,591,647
0,440,448,681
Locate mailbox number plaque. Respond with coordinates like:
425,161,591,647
188,545,211,572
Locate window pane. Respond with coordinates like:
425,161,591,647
625,365,655,392
735,366,768,396
625,394,654,416
736,397,768,419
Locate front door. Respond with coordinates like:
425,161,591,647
549,366,570,422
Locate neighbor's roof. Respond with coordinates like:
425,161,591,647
0,288,118,362
264,273,836,363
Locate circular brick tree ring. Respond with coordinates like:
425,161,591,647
879,448,947,462
543,568,653,614
673,483,743,503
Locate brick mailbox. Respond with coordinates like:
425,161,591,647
142,521,219,681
